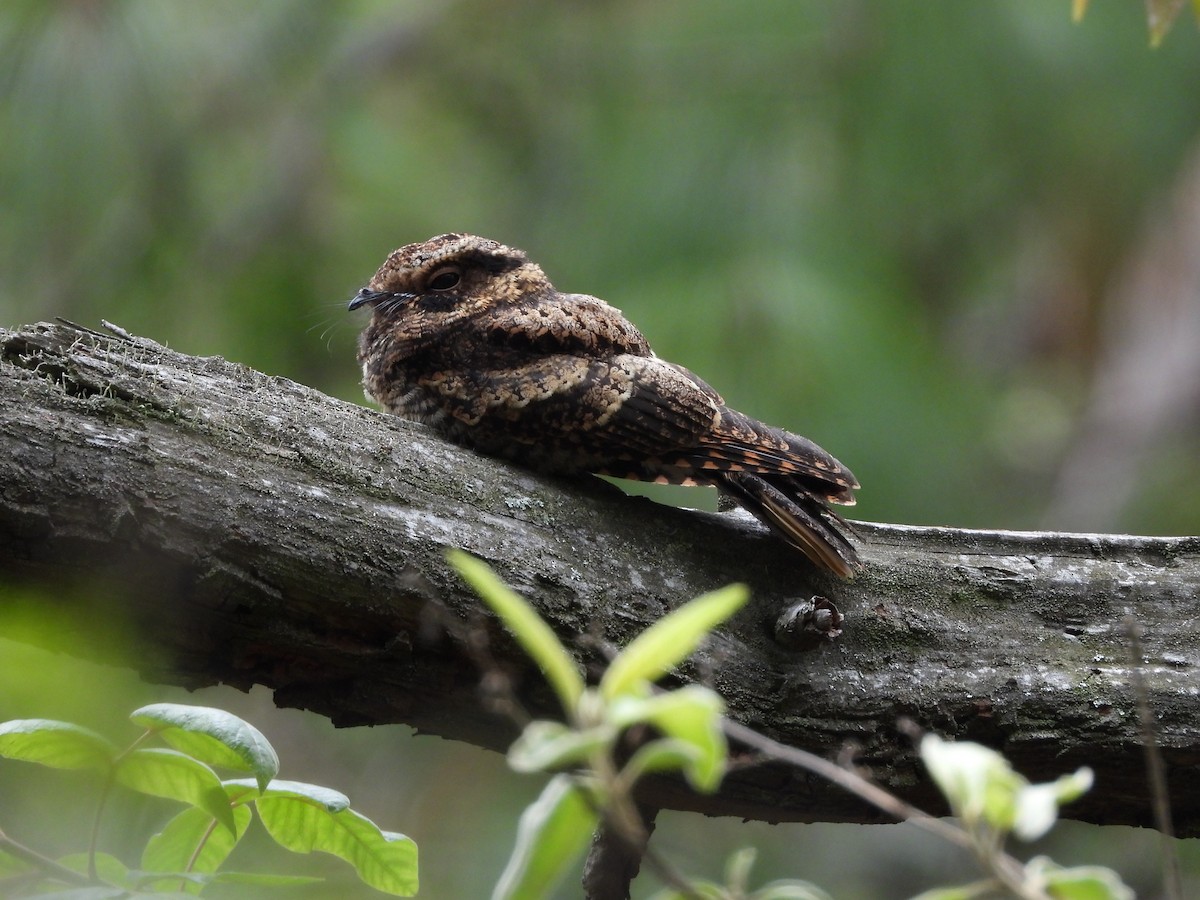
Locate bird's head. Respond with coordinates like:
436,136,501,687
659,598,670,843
348,233,550,328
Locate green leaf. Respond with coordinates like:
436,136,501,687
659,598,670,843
1027,856,1134,900
0,848,33,878
133,868,324,892
653,848,836,900
1011,781,1062,842
907,882,997,900
448,549,585,712
600,583,749,700
491,774,599,900
645,884,724,900
207,870,326,887
610,686,727,791
58,851,131,885
130,703,280,792
254,787,417,896
608,685,721,730
751,882,836,900
919,734,1024,831
725,846,757,892
0,719,117,770
507,720,613,773
141,803,253,892
620,738,699,784
28,887,132,899
225,777,349,811
1012,767,1093,841
114,747,236,835
1052,767,1094,804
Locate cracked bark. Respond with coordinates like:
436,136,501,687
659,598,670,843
1,321,1198,834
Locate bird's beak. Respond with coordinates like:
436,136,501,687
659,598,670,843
348,288,386,311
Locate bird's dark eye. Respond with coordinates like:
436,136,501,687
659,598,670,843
427,267,461,291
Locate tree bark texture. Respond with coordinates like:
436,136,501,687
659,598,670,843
1,322,1198,833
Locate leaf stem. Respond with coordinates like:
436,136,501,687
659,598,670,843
722,719,972,850
586,750,703,899
87,770,114,881
89,727,155,880
184,816,221,874
723,720,1060,899
0,827,92,885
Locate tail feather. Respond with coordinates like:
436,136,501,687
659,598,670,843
719,471,860,578
695,409,859,501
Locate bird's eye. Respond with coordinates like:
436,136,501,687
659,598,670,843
427,267,461,291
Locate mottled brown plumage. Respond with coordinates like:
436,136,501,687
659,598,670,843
349,233,861,576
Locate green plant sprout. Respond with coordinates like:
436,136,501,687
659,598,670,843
648,847,833,900
450,551,1137,900
449,548,747,900
910,735,1131,900
0,703,417,897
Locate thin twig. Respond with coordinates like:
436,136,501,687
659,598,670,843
1123,614,1184,900
722,719,971,850
722,718,1049,900
584,753,701,900
0,829,92,886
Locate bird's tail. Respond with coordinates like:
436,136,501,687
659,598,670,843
719,471,861,578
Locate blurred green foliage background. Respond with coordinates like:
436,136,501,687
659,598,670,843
2,1,1198,897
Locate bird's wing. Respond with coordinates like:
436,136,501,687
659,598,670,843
593,358,857,498
431,304,858,496
418,339,862,576
589,357,862,576
418,352,720,460
479,293,653,359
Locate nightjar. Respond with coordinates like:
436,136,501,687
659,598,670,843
349,233,861,577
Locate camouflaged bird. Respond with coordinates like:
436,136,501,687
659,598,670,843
349,233,861,577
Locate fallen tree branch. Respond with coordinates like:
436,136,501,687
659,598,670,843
1,321,1197,832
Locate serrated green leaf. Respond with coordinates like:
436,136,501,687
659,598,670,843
141,803,253,892
448,549,584,712
130,703,279,792
255,795,417,896
507,720,613,773
491,774,598,900
114,747,236,835
600,584,749,700
0,719,117,770
610,686,727,791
